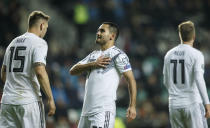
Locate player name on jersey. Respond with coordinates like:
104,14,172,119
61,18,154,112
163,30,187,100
174,51,185,56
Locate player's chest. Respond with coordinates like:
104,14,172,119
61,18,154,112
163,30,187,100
89,51,113,62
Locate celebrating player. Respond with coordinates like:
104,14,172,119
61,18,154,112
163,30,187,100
70,22,137,128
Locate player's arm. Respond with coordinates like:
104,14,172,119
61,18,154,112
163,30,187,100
34,62,56,116
1,52,7,84
195,71,210,118
194,54,210,118
1,65,6,83
33,42,55,116
163,57,168,88
69,62,95,75
69,56,111,75
195,71,209,104
123,70,137,122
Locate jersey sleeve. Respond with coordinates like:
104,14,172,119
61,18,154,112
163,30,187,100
115,53,132,73
163,59,166,85
194,53,204,74
193,52,209,104
78,53,92,64
32,41,48,65
3,53,7,66
3,47,10,66
195,71,210,104
163,56,168,88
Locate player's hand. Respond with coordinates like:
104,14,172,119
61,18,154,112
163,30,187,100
205,104,210,118
94,56,111,68
126,106,136,122
47,99,56,116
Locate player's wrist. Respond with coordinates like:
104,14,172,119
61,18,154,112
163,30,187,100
89,61,96,68
47,96,54,101
129,104,136,108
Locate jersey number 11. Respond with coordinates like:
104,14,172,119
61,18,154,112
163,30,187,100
170,59,185,84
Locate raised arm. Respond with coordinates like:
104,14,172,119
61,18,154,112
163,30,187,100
69,62,96,75
1,65,6,83
123,70,137,122
69,56,111,75
34,63,56,116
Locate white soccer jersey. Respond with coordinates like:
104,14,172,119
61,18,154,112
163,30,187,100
1,32,48,105
79,46,132,116
163,44,204,108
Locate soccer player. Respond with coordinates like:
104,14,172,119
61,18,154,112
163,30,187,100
0,11,56,127
70,22,137,128
163,21,210,128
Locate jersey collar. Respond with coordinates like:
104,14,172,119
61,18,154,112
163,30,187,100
25,32,39,38
101,46,115,52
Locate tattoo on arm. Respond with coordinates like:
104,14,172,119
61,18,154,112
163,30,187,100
33,62,45,67
3,66,6,72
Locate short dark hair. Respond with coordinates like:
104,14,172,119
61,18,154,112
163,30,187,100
178,21,195,42
28,11,50,28
102,22,119,41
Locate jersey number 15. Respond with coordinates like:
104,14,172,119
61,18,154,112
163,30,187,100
170,59,185,84
9,46,26,72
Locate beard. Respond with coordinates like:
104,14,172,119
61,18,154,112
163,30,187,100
95,38,106,45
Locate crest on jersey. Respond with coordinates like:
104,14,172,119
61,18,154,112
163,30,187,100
122,57,129,64
101,53,120,74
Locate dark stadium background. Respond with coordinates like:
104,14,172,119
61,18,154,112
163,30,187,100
1,0,210,128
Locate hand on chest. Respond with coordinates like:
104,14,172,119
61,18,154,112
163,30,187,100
90,52,116,74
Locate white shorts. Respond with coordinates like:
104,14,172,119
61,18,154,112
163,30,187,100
169,103,208,128
0,101,45,128
78,111,115,128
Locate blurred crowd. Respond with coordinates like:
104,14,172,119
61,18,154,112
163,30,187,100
1,0,210,128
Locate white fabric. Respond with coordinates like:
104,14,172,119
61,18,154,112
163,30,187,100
0,101,46,128
195,71,210,105
78,111,115,128
1,32,48,105
79,46,132,116
163,44,209,108
169,103,208,128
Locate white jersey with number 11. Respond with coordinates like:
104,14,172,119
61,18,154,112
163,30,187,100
163,44,204,108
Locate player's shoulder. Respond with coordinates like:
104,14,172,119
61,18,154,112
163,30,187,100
181,44,203,59
34,37,47,46
164,46,177,59
24,32,47,46
109,46,128,59
5,34,22,49
190,47,203,56
90,50,100,56
110,46,130,62
111,46,125,54
33,40,47,51
10,34,24,44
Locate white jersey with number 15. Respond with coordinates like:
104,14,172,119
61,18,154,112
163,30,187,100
1,32,48,105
